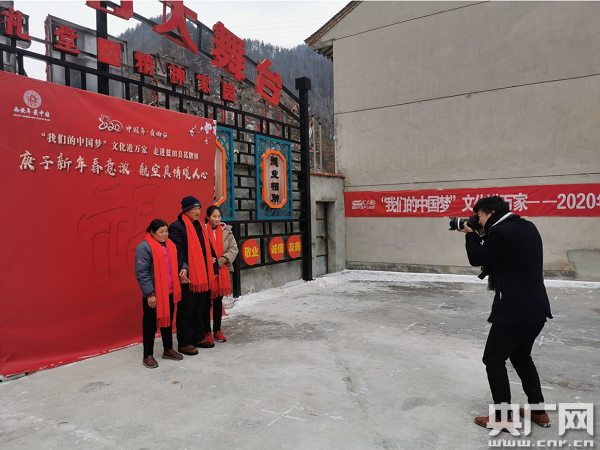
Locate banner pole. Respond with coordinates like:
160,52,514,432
96,9,109,95
295,77,313,281
232,222,242,297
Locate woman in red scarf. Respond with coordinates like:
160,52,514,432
202,206,238,343
135,219,187,368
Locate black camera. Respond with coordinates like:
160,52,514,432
449,214,482,232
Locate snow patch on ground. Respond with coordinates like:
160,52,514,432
544,279,600,289
338,270,600,288
233,270,600,311
337,269,487,285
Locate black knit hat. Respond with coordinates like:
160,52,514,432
181,196,201,212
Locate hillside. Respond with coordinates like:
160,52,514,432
119,21,334,172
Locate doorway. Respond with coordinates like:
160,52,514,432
315,201,331,276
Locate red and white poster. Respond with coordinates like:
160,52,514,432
0,72,217,376
345,184,600,218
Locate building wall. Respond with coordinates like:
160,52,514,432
240,173,346,295
240,260,303,295
321,1,600,280
310,173,346,276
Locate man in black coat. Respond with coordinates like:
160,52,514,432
168,196,219,355
459,196,553,432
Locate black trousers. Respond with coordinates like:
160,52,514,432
176,284,208,347
483,322,546,419
202,293,223,333
142,294,175,358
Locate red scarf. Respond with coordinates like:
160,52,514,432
207,224,232,299
144,235,181,328
182,214,217,293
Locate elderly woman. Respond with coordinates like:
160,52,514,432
135,219,188,369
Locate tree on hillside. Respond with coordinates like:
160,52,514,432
119,22,335,173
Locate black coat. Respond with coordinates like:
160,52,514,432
168,213,219,278
465,213,552,325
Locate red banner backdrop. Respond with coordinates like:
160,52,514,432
345,184,600,218
0,72,217,376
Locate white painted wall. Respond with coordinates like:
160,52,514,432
317,1,600,280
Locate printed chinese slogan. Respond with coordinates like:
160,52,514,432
345,184,600,218
0,72,216,376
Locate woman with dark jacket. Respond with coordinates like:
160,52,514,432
202,205,239,343
135,219,188,369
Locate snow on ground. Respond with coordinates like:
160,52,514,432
233,269,600,313
2,270,599,450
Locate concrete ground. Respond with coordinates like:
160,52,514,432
1,270,599,450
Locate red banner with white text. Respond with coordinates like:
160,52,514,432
345,184,600,217
0,72,217,376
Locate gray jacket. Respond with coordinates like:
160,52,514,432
135,240,188,297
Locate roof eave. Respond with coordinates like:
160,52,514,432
304,1,361,60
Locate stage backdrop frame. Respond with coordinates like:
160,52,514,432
0,2,313,377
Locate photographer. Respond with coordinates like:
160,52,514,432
458,196,553,431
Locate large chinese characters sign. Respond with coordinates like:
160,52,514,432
345,184,600,218
84,2,284,107
0,72,216,376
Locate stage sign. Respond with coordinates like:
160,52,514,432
345,184,600,218
241,239,260,265
215,126,235,220
255,135,292,220
0,72,216,376
286,235,301,258
268,237,284,261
